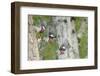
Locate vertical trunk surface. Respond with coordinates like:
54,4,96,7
52,17,79,59
28,15,40,60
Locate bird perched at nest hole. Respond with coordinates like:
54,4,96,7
59,45,66,55
41,32,59,60
36,21,46,41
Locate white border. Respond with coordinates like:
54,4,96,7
20,7,95,70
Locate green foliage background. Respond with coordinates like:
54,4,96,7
75,17,88,58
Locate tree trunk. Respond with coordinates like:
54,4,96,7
52,16,79,59
28,15,40,60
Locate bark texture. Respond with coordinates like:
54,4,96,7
52,17,79,59
28,15,40,60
